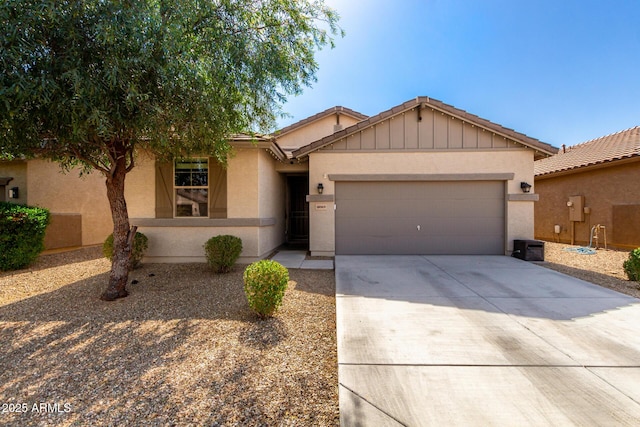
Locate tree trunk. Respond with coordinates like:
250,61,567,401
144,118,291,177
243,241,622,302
101,153,133,301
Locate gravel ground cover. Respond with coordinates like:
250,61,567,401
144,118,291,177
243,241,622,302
537,241,640,299
1,242,638,426
0,247,338,426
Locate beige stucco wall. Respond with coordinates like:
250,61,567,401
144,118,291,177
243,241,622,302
138,225,262,263
2,147,286,259
277,114,362,150
125,151,156,218
257,149,286,256
535,160,640,249
227,148,260,218
2,156,157,249
0,161,28,204
308,150,536,255
274,160,308,173
130,147,286,262
126,149,266,221
26,159,112,246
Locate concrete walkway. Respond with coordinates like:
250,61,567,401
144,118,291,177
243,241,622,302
336,255,640,426
270,250,334,270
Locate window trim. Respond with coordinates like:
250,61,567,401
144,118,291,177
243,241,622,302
173,157,210,218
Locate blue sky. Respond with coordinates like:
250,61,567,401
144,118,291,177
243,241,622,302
277,0,640,148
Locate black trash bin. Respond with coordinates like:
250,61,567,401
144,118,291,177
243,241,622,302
512,239,544,261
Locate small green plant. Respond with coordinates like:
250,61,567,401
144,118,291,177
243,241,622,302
204,235,243,273
0,202,50,271
243,260,289,318
623,248,640,282
103,231,149,269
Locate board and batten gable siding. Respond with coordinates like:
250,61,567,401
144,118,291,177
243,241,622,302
321,108,521,152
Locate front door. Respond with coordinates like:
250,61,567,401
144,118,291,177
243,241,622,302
287,175,309,245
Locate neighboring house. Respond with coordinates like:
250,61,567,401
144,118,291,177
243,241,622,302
0,158,111,250
534,126,640,250
1,97,556,260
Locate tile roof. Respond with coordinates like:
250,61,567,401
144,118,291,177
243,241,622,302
229,133,287,162
534,126,640,177
293,96,557,159
274,106,368,137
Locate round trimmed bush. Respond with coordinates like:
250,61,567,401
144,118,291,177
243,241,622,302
103,231,148,269
623,248,640,282
243,260,289,318
0,202,50,271
204,235,243,273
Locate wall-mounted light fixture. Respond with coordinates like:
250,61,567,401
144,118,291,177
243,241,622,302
8,187,19,199
520,182,532,193
317,183,324,194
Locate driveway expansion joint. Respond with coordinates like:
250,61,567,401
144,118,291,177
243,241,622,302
340,382,409,427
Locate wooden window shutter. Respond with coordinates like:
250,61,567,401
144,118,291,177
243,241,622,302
208,159,227,218
155,162,174,218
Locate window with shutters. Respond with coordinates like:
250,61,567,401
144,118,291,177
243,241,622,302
174,158,209,217
155,157,226,219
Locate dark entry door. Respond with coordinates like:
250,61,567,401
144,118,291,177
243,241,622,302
287,175,309,245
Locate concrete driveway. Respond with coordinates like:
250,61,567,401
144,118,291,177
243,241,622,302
336,255,640,426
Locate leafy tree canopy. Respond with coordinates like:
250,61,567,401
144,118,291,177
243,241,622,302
1,0,341,170
0,0,340,300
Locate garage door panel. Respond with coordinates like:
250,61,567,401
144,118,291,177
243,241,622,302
338,199,409,218
335,181,505,255
426,218,504,236
410,200,455,218
339,182,417,200
337,235,505,255
345,199,503,219
451,198,504,218
337,216,424,237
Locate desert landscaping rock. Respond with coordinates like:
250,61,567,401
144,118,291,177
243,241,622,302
538,242,639,298
0,242,636,425
0,247,338,426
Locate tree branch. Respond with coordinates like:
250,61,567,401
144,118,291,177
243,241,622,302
125,147,135,173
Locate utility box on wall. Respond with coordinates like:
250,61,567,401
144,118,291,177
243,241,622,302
568,195,585,222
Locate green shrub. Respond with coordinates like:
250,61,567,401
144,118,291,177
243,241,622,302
623,248,640,282
0,202,50,271
204,235,243,273
243,260,289,318
103,231,149,269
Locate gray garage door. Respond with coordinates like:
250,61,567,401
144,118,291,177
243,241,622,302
335,181,505,255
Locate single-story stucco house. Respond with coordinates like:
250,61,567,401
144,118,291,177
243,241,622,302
0,97,557,261
534,126,640,250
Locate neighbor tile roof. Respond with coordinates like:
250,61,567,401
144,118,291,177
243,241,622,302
293,96,557,159
534,126,640,177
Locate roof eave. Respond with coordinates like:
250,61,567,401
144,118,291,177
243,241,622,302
274,106,369,138
293,97,557,159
